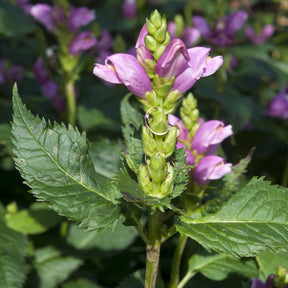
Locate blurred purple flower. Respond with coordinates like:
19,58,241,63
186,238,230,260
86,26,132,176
167,21,200,47
30,4,56,32
69,32,97,56
193,155,232,185
41,81,66,112
122,0,137,19
245,24,274,45
193,10,248,47
33,57,49,85
0,59,24,84
250,278,265,288
16,0,31,13
265,87,288,119
67,6,96,32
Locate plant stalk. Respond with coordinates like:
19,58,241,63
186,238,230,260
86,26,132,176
170,234,188,288
145,209,161,288
66,79,76,126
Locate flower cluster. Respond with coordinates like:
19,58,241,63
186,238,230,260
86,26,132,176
168,95,233,186
193,10,248,48
30,2,97,56
93,10,227,197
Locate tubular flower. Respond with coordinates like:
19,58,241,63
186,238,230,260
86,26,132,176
155,39,223,94
93,53,152,98
265,87,288,119
192,155,232,185
193,10,248,47
245,24,274,45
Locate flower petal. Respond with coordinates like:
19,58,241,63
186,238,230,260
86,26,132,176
226,10,248,35
202,56,223,77
155,39,189,80
93,63,122,84
192,16,212,39
168,114,189,141
30,4,56,31
135,24,148,48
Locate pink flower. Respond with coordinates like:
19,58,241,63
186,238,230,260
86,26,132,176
245,24,274,45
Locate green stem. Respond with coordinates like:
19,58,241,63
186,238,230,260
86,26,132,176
66,79,76,126
281,156,288,186
145,209,161,288
170,234,188,288
177,271,196,288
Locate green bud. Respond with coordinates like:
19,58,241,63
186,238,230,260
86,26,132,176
149,109,168,134
191,109,199,122
163,32,171,46
184,93,197,109
146,19,157,35
145,35,158,52
175,14,185,38
190,123,200,137
149,153,166,183
145,90,156,105
160,164,174,197
154,23,167,43
153,44,166,61
274,266,288,288
145,59,156,72
142,126,157,157
150,10,162,29
138,164,152,193
182,105,192,116
183,116,193,131
165,90,179,104
162,127,177,158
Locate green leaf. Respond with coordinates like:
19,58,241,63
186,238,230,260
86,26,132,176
256,250,288,280
89,138,122,178
0,2,35,36
6,202,63,235
187,249,258,281
176,177,288,257
11,85,121,232
77,106,114,131
32,246,82,288
0,221,28,288
67,219,138,251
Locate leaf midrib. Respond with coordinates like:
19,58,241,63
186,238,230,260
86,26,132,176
15,99,110,202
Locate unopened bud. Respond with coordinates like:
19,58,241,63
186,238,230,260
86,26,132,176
150,10,162,29
149,153,166,183
138,164,152,192
162,127,177,158
145,35,158,52
160,164,174,197
142,126,157,157
146,19,157,35
154,23,167,43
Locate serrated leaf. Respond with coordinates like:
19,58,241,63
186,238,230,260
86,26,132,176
0,2,35,36
89,138,122,178
0,221,28,288
6,202,63,235
256,250,288,280
176,177,288,257
11,85,121,232
32,246,82,288
188,249,257,281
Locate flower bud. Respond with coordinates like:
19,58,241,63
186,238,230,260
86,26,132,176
146,18,157,35
138,164,152,193
160,163,174,197
150,10,162,29
162,127,177,158
149,108,168,134
145,35,158,52
149,153,166,183
154,22,167,43
142,126,157,157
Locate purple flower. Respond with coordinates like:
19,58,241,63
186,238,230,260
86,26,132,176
193,155,232,185
265,88,288,119
69,32,97,56
155,39,223,94
191,120,233,155
250,278,265,288
41,80,66,112
33,57,49,85
93,53,152,98
167,21,200,47
30,4,56,32
245,24,274,45
193,10,248,47
122,0,137,19
67,6,96,32
0,59,24,84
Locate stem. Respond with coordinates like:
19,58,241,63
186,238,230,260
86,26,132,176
281,156,288,186
170,234,188,288
145,209,161,288
66,79,76,126
177,271,196,288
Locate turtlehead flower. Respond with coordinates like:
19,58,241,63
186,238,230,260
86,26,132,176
122,0,137,19
167,21,200,47
155,39,223,94
193,155,232,185
168,114,232,185
67,6,96,32
193,10,248,47
265,88,288,119
69,32,97,56
30,4,56,32
245,24,274,45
